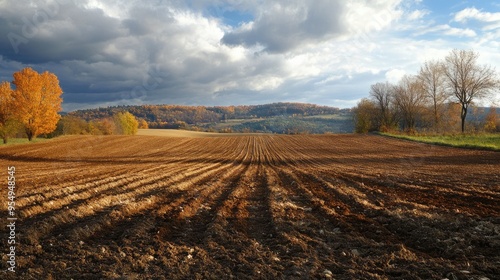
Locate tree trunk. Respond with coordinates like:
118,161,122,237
2,137,7,144
434,102,439,129
461,104,468,133
26,129,33,141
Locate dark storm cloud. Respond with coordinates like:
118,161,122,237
221,0,345,53
0,0,436,111
0,1,125,64
0,0,187,108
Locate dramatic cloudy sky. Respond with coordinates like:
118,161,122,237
1,0,499,111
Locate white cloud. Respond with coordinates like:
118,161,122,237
407,9,429,20
344,0,403,34
416,24,477,37
454,7,500,23
443,26,477,37
483,22,500,31
83,0,127,19
385,69,406,83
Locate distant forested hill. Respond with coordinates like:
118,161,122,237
69,103,353,133
70,103,341,122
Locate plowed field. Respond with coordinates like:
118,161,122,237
1,134,499,279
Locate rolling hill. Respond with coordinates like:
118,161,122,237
70,102,354,134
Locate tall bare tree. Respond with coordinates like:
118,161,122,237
369,82,396,131
393,75,427,132
418,60,447,129
442,49,499,132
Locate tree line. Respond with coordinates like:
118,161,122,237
0,67,142,143
70,103,343,128
354,49,500,134
51,111,143,137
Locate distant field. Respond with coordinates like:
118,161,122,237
195,113,354,134
302,114,351,120
382,133,500,151
137,129,264,137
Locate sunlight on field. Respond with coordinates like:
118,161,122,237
0,138,51,146
136,128,262,137
0,134,498,279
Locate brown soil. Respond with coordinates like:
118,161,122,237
0,134,498,279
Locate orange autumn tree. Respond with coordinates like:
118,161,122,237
11,67,63,141
0,81,19,144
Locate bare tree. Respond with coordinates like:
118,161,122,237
369,82,396,131
393,75,427,132
418,60,448,129
442,49,499,132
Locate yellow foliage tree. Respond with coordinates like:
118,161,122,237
484,107,498,133
113,111,138,135
138,119,149,129
97,118,116,135
354,98,378,133
11,67,63,141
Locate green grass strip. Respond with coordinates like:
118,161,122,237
0,138,51,146
379,132,500,151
